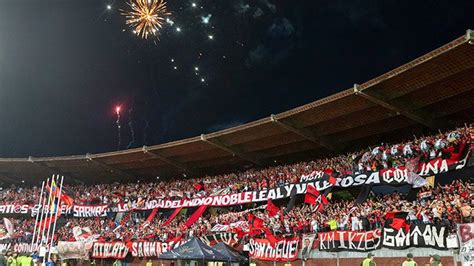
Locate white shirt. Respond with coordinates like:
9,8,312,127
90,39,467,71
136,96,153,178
311,220,318,232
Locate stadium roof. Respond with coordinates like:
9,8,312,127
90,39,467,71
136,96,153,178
1,30,474,184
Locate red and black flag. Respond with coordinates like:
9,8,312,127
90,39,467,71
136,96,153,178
306,184,330,212
304,185,320,205
266,199,279,217
194,181,206,191
247,213,264,229
385,212,410,233
262,227,279,248
324,169,338,185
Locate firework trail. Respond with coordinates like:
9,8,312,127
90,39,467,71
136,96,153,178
116,106,122,150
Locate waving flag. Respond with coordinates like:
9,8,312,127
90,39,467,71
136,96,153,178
266,199,279,217
304,185,320,205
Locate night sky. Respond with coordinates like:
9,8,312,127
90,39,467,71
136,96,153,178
0,0,472,157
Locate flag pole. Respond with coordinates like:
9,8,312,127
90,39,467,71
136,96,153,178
36,178,50,248
31,180,45,247
43,175,56,264
47,175,64,262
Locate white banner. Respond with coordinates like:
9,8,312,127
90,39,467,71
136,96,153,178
57,241,90,260
458,223,474,265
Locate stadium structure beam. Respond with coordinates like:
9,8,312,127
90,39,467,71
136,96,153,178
466,29,474,44
142,146,197,174
200,134,262,166
85,153,134,180
28,156,85,184
353,84,435,129
270,114,336,151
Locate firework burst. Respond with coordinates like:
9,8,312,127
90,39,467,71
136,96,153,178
122,0,171,39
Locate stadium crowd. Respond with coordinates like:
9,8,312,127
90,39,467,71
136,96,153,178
1,127,470,204
0,127,472,244
1,178,472,245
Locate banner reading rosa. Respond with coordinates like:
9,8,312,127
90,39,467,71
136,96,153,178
318,229,382,251
382,224,449,250
248,238,299,261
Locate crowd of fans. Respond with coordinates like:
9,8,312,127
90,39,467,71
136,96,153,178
1,127,470,204
0,126,472,244
3,179,471,245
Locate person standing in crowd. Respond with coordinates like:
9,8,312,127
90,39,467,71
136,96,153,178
352,214,360,231
428,254,442,266
361,253,376,266
16,253,31,266
113,259,121,266
402,253,417,266
146,259,153,266
45,258,54,266
0,252,6,266
459,202,472,223
30,252,37,266
6,252,17,266
15,254,23,266
21,253,32,266
0,251,7,266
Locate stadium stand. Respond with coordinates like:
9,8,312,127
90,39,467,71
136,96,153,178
0,126,472,241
